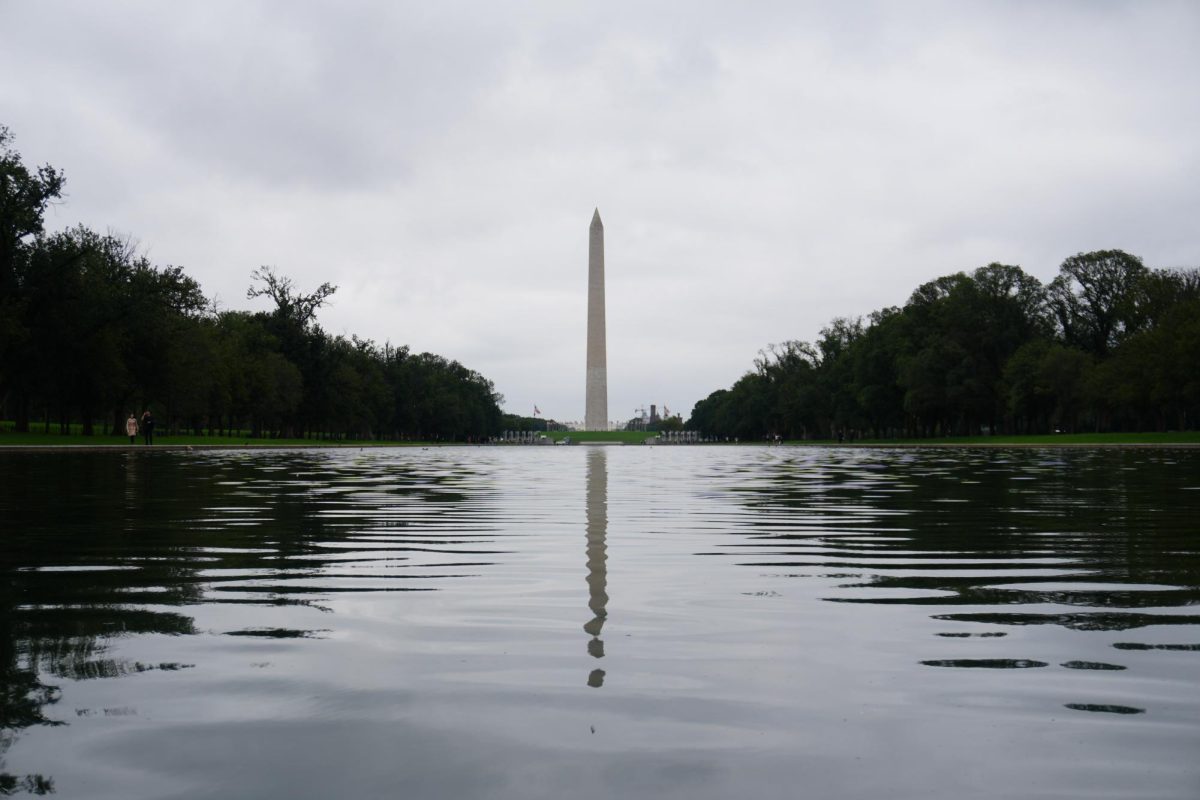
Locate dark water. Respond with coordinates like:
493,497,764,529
1,446,1198,799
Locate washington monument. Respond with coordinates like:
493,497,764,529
585,209,608,430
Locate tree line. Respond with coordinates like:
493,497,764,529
688,253,1200,439
0,126,503,440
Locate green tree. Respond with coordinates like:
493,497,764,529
1003,340,1092,433
0,127,66,431
849,307,906,437
1048,250,1148,356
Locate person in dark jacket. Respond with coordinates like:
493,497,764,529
141,410,155,445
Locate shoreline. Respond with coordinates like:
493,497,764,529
0,443,440,453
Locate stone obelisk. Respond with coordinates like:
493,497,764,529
585,209,608,430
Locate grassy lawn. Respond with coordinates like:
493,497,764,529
784,431,1200,446
0,431,436,447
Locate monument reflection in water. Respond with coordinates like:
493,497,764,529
583,448,608,687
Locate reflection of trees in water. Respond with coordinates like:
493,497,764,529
726,449,1200,632
0,450,499,792
584,449,608,688
1,455,204,792
0,577,58,795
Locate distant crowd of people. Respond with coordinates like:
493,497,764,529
125,410,156,445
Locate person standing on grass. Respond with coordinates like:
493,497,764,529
141,410,155,445
125,413,138,444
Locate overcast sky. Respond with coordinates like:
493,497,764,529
3,1,1197,424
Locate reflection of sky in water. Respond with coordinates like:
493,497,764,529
0,446,1197,799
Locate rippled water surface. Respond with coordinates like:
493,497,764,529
1,446,1198,799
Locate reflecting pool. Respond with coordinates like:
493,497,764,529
1,446,1198,798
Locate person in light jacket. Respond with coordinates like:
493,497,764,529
125,413,138,444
